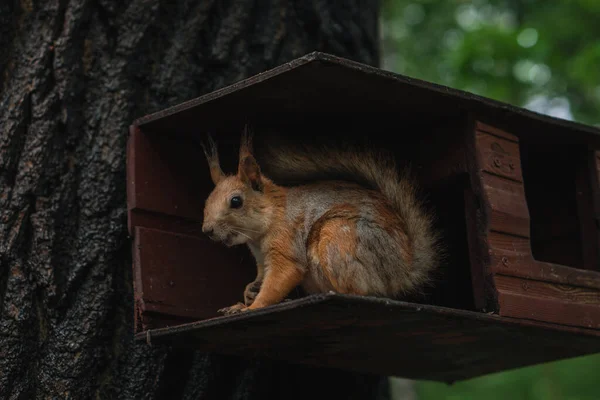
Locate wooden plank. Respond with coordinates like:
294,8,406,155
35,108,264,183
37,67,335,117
133,226,255,331
492,258,600,291
575,150,599,270
134,293,600,383
464,117,498,312
465,116,500,312
131,53,600,148
495,275,600,304
481,172,530,237
129,209,204,239
498,291,600,329
496,274,600,330
475,121,518,142
488,231,600,290
423,181,480,311
476,131,523,182
463,188,488,311
128,126,210,221
464,187,489,311
488,231,531,257
138,311,197,332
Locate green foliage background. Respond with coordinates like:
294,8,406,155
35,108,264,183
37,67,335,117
382,0,600,398
381,0,600,126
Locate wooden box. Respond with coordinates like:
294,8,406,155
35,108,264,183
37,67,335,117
127,52,600,383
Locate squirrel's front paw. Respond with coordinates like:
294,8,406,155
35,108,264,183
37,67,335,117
244,280,262,306
218,302,247,315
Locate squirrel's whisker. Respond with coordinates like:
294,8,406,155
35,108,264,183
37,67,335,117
231,229,252,240
235,227,262,233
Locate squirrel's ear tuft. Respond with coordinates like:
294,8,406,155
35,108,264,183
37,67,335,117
239,155,263,192
238,125,262,191
201,134,224,185
239,124,254,162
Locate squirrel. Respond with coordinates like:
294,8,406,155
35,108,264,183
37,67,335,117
201,127,442,315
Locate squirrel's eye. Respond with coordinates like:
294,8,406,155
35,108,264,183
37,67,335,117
230,196,243,209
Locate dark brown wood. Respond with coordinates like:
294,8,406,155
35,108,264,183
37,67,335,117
495,275,600,304
463,187,490,311
133,53,600,148
136,293,600,383
133,227,255,330
464,116,498,313
475,127,530,238
127,125,208,221
476,130,523,182
481,172,530,238
127,124,259,333
487,230,600,291
498,292,600,329
475,121,520,143
496,275,600,328
414,178,478,311
575,150,599,270
491,260,600,292
125,53,600,383
469,118,600,330
129,209,204,239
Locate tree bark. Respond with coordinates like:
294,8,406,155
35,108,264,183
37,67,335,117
0,1,385,399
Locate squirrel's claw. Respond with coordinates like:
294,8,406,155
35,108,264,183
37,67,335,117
218,302,247,315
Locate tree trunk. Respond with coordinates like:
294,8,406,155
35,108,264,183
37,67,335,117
0,1,385,399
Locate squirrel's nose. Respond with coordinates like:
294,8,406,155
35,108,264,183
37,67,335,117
202,226,214,237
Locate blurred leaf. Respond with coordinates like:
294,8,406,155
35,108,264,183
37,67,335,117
382,0,600,125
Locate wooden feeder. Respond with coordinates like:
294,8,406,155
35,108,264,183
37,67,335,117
127,52,600,383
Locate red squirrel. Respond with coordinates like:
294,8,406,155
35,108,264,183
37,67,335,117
201,128,442,315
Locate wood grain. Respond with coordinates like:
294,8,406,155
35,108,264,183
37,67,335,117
476,131,523,182
127,126,210,221
475,121,519,143
498,291,600,329
135,293,600,383
488,231,600,290
487,231,531,257
481,172,530,237
471,121,600,330
134,226,255,330
465,116,500,313
495,275,600,304
464,187,490,311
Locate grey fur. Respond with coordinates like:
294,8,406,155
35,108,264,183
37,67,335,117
263,145,442,298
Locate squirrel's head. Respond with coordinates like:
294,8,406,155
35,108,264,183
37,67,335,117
201,128,272,247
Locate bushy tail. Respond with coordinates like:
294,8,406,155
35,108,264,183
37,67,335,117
261,141,442,287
